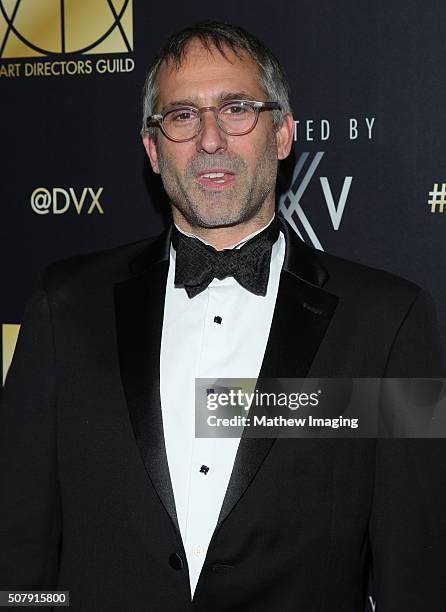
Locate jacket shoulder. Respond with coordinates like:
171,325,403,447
41,235,160,294
316,247,423,303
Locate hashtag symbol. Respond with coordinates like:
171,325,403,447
428,183,446,213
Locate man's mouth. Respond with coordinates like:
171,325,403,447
196,169,236,189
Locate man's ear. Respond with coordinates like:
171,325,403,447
275,113,294,160
142,133,161,174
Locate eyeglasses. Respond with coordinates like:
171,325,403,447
146,99,282,143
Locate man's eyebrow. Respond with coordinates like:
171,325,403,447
163,98,198,110
161,91,259,112
218,91,257,102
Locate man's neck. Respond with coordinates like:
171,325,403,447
172,206,276,251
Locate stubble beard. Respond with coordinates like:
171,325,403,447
156,137,279,229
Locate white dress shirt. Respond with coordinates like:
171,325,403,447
159,217,285,597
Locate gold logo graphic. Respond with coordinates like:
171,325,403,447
2,323,20,386
0,0,133,59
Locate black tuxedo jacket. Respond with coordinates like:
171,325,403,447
1,217,445,611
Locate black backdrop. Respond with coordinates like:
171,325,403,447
2,1,445,372
1,2,445,607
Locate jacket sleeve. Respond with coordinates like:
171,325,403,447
0,282,62,592
369,288,446,610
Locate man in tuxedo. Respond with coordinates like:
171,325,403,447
1,21,445,612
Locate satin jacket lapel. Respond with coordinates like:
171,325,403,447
217,216,339,528
114,228,181,534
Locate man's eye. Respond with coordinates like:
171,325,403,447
223,104,247,115
172,110,196,122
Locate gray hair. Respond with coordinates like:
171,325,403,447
141,21,292,138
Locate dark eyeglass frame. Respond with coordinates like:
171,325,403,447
145,99,282,142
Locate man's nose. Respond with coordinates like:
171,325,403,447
195,109,227,154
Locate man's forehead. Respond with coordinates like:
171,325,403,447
156,39,264,105
163,38,252,70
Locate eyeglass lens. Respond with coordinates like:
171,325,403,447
162,102,257,140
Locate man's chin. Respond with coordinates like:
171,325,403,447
187,215,247,229
183,199,249,229
183,205,257,228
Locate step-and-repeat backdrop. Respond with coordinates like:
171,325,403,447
1,2,445,608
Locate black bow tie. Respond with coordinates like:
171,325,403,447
171,217,281,298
